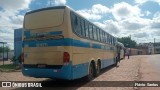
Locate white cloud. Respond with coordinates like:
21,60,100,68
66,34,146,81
94,20,120,36
0,0,32,49
104,20,120,34
120,17,151,30
151,12,160,30
153,11,160,18
111,2,142,21
91,4,109,14
92,16,158,43
77,4,109,20
55,0,66,5
0,0,31,10
76,2,160,43
134,32,149,38
94,22,106,29
47,0,66,7
77,9,102,20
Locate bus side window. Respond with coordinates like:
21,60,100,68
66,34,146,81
113,38,115,45
103,31,106,43
108,35,110,44
85,21,89,38
81,19,85,37
111,36,113,45
105,33,108,43
71,13,81,36
100,30,103,42
113,37,115,45
77,17,81,36
97,28,100,41
93,26,97,40
89,24,93,39
71,12,76,33
102,31,104,42
110,36,112,45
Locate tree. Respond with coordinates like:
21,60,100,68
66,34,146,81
117,37,137,48
0,46,10,53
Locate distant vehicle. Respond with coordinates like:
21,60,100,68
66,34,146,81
22,6,118,80
116,42,125,60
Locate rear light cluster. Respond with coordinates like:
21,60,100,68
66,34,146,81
63,52,70,65
21,52,24,64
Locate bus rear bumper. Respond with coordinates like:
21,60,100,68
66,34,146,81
22,63,72,80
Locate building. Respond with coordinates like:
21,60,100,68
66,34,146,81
0,51,14,60
137,42,160,54
126,48,147,56
14,28,23,60
148,42,154,54
154,43,160,54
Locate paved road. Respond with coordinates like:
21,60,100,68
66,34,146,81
138,54,160,90
147,54,160,71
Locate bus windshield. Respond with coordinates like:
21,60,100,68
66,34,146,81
24,9,64,29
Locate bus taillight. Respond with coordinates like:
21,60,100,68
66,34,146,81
21,52,24,64
63,52,70,65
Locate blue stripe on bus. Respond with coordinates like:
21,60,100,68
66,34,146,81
24,31,63,38
50,31,62,35
23,38,104,49
22,58,115,80
22,61,73,80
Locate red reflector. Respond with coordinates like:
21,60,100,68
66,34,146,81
63,52,70,64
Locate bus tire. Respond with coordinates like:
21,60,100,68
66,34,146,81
85,62,94,81
114,57,118,66
95,60,101,76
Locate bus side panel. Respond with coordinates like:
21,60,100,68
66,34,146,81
101,51,115,69
70,39,116,79
72,62,89,79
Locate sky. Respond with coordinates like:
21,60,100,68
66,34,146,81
0,0,160,49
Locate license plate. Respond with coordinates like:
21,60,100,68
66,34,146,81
37,64,46,68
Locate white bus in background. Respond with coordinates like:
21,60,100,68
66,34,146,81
116,42,125,60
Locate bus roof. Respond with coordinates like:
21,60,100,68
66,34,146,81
26,6,66,15
25,5,115,38
116,42,124,47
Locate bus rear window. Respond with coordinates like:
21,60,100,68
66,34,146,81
24,9,64,29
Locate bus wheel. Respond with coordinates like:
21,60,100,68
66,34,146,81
86,63,94,81
95,61,101,76
114,57,118,66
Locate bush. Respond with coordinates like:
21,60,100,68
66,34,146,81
18,55,22,64
11,56,16,63
11,55,22,64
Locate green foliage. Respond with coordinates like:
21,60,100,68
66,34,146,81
18,54,22,64
11,56,16,63
117,37,137,48
0,46,10,53
0,64,20,72
0,64,17,72
10,55,22,64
